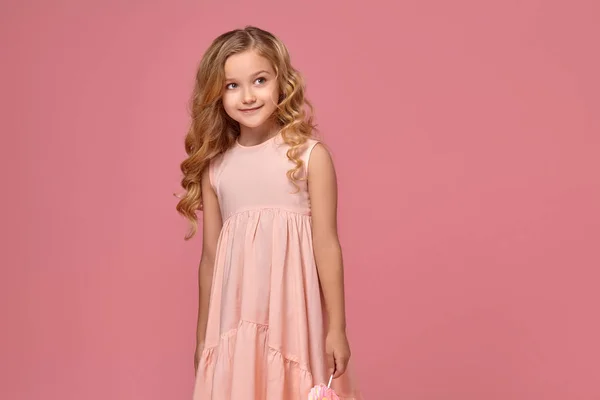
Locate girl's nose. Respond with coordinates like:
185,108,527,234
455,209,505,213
242,88,256,104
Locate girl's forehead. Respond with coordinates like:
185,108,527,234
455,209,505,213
224,50,274,78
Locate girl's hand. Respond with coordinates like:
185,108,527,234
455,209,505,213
194,342,205,374
325,329,351,379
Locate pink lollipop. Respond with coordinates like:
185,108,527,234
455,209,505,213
308,375,340,400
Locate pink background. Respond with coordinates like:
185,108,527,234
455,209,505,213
2,0,599,399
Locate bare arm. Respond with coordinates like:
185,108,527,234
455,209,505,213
308,143,347,333
196,166,223,349
308,143,351,377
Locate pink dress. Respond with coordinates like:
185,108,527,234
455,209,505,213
193,133,361,399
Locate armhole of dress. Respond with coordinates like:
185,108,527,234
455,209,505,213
209,152,228,198
303,140,321,180
208,158,217,193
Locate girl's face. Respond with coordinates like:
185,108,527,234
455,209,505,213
222,50,280,132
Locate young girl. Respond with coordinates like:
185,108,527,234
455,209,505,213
177,26,362,399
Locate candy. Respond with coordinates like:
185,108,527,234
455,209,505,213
308,375,340,400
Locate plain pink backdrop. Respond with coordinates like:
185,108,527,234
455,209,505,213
1,0,599,399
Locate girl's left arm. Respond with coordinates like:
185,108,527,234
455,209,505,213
308,143,351,378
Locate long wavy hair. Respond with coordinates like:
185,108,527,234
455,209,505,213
176,26,316,239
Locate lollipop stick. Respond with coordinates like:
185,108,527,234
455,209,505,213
327,374,334,388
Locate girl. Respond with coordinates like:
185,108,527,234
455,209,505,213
177,26,362,399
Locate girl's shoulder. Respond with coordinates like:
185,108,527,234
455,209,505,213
299,137,322,161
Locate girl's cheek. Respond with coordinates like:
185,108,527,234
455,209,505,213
222,93,236,107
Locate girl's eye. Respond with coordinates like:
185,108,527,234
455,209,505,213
226,83,237,90
255,77,266,85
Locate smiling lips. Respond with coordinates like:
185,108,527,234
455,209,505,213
239,105,263,113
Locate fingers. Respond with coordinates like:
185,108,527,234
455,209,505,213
327,351,336,377
333,352,349,378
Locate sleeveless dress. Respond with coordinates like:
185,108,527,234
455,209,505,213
193,133,362,399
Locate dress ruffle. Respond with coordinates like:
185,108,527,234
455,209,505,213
194,319,361,400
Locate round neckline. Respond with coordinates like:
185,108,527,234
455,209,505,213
235,131,281,149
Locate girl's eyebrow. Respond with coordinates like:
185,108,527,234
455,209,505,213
251,70,270,77
225,70,271,82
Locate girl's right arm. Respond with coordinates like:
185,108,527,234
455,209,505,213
195,166,223,359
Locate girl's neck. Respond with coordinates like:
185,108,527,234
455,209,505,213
237,121,281,147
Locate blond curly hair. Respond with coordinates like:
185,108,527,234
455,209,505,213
176,26,316,239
